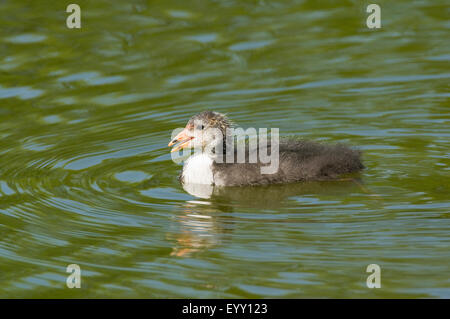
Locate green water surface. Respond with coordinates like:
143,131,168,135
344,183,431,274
0,0,449,298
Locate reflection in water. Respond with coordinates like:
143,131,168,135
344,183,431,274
183,178,368,204
173,178,371,257
169,202,220,257
182,183,214,199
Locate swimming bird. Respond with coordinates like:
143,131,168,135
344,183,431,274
168,111,364,186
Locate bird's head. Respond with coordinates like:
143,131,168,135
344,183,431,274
168,111,232,153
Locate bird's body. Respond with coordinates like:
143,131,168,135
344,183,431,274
169,111,364,187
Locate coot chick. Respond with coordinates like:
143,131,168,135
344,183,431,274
169,111,363,186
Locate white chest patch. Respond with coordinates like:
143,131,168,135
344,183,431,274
182,153,214,185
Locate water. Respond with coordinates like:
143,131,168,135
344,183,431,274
0,0,449,298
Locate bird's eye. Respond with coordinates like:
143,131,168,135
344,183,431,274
197,125,205,130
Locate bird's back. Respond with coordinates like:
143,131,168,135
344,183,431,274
212,138,364,186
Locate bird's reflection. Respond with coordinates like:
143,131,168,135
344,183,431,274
182,183,215,199
169,202,223,257
183,177,367,206
170,178,368,257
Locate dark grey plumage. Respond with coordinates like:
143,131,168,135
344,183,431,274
213,138,364,186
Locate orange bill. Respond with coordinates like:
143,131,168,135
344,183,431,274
169,128,193,152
